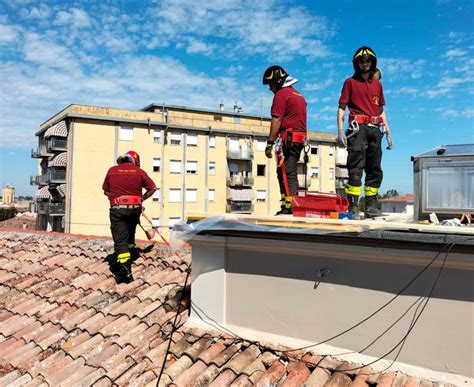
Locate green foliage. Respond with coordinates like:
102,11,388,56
381,189,399,199
0,207,17,221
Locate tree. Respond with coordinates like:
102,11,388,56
381,189,399,199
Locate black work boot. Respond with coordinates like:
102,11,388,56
276,207,292,216
117,261,134,284
347,195,361,220
364,195,382,219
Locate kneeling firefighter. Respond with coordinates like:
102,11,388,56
337,46,394,219
102,150,157,283
262,65,308,215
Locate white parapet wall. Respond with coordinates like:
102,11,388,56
186,222,474,380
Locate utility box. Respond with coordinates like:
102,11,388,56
411,144,474,221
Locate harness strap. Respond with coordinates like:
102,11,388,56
110,195,142,207
349,115,383,125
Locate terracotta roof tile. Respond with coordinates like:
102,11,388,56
254,360,287,387
209,368,238,386
377,371,397,386
0,231,451,386
0,370,22,385
402,376,422,387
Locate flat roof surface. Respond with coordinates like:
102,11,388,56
412,144,474,158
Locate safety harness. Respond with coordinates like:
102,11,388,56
274,128,307,200
347,115,385,140
110,195,142,208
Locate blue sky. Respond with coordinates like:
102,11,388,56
0,0,473,196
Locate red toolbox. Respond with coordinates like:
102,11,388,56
292,191,349,218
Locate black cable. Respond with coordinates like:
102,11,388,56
284,239,456,353
156,268,191,387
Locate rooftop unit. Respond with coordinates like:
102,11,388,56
411,144,474,221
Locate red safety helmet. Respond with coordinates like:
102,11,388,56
126,150,140,167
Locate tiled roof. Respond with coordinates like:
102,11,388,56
0,231,448,386
380,194,414,203
0,214,36,230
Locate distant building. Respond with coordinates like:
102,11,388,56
411,144,474,221
380,194,414,215
2,186,15,205
31,103,343,237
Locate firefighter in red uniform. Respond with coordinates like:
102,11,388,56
337,46,394,219
102,150,157,283
263,65,307,215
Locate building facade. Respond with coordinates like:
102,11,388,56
31,103,342,237
2,186,15,205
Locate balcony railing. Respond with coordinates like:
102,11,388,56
226,146,253,160
226,175,254,186
46,137,67,152
48,170,66,183
30,175,48,186
36,202,65,216
31,145,51,158
49,202,65,215
226,202,254,213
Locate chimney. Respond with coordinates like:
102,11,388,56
233,102,238,113
219,101,224,111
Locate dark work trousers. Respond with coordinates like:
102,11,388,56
277,142,304,197
346,124,383,189
109,207,141,257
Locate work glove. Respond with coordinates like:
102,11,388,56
265,141,273,159
337,128,347,148
385,127,394,150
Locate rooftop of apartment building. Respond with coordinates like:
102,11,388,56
36,103,337,143
0,228,466,386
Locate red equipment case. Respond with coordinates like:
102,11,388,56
292,191,349,218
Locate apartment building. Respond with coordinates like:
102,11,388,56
31,103,341,237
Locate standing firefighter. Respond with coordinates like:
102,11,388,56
103,150,157,283
337,46,394,219
263,65,307,215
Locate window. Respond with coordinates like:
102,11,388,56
119,127,133,141
257,140,266,152
170,160,181,174
213,115,222,122
168,217,180,230
256,190,266,202
329,168,335,179
208,189,215,202
153,129,161,143
152,189,160,202
153,158,161,172
186,161,198,174
209,161,216,175
310,167,319,177
169,188,181,202
187,133,198,146
233,116,241,124
329,145,335,156
152,218,160,227
209,135,216,148
186,188,197,202
311,145,319,155
170,132,181,145
257,164,266,177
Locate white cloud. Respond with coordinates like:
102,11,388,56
54,8,91,28
445,48,468,58
19,4,52,19
425,88,450,98
437,77,463,88
378,58,426,79
0,24,20,44
23,33,78,70
185,38,215,55
410,129,423,134
305,79,333,91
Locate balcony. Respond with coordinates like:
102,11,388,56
30,175,48,186
48,170,66,184
226,146,253,160
31,145,51,158
226,202,254,213
335,179,347,189
226,175,254,186
49,202,65,215
46,137,67,152
36,202,65,216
